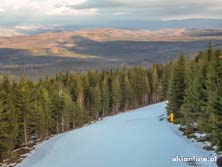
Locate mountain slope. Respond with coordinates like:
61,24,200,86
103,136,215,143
17,102,216,167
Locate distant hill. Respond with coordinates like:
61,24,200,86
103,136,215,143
0,28,21,37
0,28,222,78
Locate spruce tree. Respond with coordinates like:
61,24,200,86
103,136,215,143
0,77,18,162
167,54,186,117
151,65,160,102
197,52,210,133
16,78,33,145
122,74,133,111
101,77,110,116
206,50,222,149
180,62,204,128
111,76,121,113
89,85,102,119
50,90,65,134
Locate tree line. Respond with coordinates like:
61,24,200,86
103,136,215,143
167,44,222,152
1,45,221,162
0,66,166,162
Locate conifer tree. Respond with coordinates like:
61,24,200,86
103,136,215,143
0,77,18,162
89,85,102,119
206,50,222,149
180,62,204,128
151,65,160,102
196,51,209,132
111,76,121,113
167,54,186,117
160,63,171,99
16,78,33,145
101,77,110,116
122,74,133,111
50,90,65,134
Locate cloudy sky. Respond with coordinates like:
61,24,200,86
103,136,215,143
0,0,222,26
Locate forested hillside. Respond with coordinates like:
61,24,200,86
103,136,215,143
167,44,222,152
1,45,222,164
0,66,165,163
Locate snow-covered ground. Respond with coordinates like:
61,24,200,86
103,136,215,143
17,102,217,167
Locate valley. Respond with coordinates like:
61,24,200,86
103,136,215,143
0,28,222,78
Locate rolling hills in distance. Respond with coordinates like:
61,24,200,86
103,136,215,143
1,27,222,79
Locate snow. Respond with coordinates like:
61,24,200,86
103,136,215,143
17,102,217,167
194,132,207,138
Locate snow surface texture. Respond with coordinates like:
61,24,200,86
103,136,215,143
17,102,217,167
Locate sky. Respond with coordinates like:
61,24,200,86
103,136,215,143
0,0,222,27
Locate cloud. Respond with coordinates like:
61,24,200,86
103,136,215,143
46,6,98,16
112,12,129,16
70,0,222,21
0,8,5,12
0,0,222,26
0,0,96,16
73,0,125,9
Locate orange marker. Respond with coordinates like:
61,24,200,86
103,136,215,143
170,112,174,122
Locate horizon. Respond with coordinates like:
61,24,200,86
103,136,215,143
1,18,222,36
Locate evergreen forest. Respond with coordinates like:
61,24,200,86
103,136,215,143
0,45,222,162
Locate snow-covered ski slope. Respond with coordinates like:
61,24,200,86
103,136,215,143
17,102,217,167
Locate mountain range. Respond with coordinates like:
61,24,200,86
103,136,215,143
1,27,222,79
